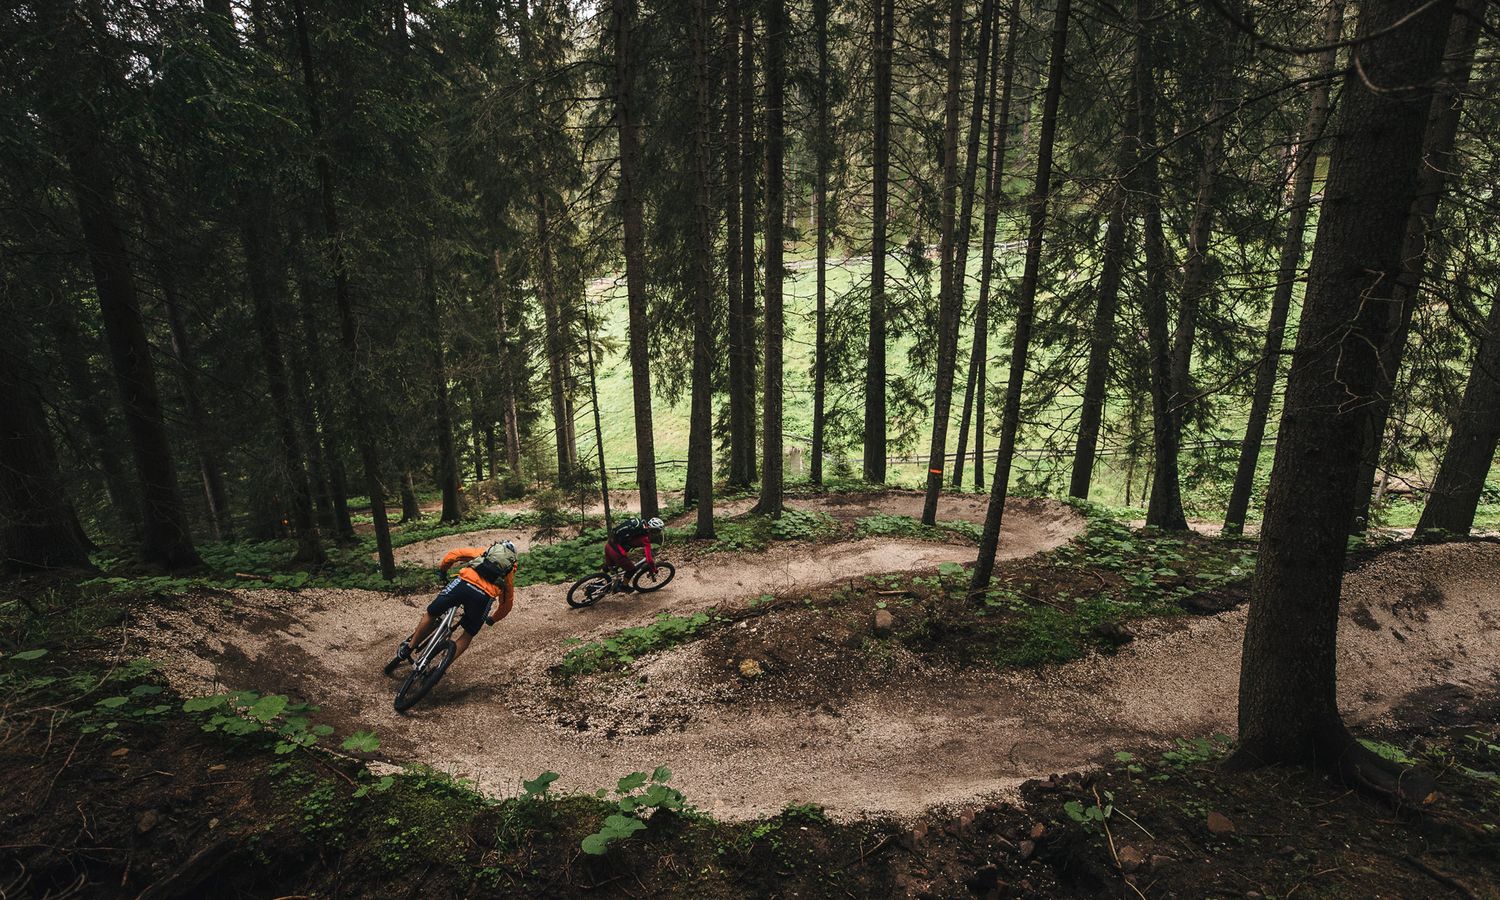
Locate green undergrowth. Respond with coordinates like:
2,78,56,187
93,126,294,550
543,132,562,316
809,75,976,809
556,611,723,678
854,512,981,544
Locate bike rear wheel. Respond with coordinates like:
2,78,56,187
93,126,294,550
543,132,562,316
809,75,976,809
631,561,675,593
394,639,457,713
567,572,613,608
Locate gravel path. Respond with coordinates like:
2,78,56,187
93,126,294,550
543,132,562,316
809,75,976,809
133,503,1500,822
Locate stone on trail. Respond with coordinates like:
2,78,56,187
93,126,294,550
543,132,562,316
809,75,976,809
1117,845,1144,872
873,608,895,636
1207,810,1236,834
738,658,764,678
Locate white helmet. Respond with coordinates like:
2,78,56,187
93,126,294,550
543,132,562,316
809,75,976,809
646,517,664,530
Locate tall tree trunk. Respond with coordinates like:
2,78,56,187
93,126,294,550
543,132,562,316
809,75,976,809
42,2,200,568
1230,0,1456,794
1223,0,1344,534
535,190,578,483
688,0,717,538
612,0,660,519
491,250,523,482
1135,3,1185,531
1348,0,1481,530
470,384,486,482
970,0,1070,591
863,0,895,484
1417,281,1500,535
737,6,760,487
286,306,336,536
810,0,830,486
292,0,395,579
400,471,421,523
424,248,463,524
50,304,139,530
583,309,613,531
242,202,324,562
292,225,355,541
950,0,998,490
725,14,750,491
969,0,1022,492
919,0,966,525
0,337,94,573
755,0,786,517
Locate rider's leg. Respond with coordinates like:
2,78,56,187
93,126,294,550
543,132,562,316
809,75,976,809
406,612,437,649
451,630,475,660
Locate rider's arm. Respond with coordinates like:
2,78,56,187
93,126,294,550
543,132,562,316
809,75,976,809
640,536,655,571
488,567,516,624
439,547,482,577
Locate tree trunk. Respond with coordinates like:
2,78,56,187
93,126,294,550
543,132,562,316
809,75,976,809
1417,283,1500,535
400,471,422,523
1348,0,1481,531
49,304,139,530
969,0,1021,492
689,0,717,538
423,248,463,524
42,2,200,568
470,384,486,483
755,0,786,517
950,0,998,491
970,0,1070,591
292,0,394,579
612,0,659,519
725,14,751,491
810,0,830,487
242,201,324,562
863,0,895,484
492,253,523,481
535,190,578,483
0,339,94,573
1223,0,1344,534
1230,0,1455,793
738,6,760,487
1135,4,1185,532
919,0,967,525
291,225,355,541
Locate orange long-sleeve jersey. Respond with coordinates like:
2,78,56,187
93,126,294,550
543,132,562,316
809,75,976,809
439,547,517,622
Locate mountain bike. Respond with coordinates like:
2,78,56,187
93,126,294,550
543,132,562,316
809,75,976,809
383,603,467,712
567,557,676,608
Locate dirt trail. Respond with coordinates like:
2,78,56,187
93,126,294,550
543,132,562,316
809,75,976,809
134,501,1500,822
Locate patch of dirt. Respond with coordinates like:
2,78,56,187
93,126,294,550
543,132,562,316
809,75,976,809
130,502,1500,823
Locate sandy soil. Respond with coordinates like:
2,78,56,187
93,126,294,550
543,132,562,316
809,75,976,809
132,499,1500,823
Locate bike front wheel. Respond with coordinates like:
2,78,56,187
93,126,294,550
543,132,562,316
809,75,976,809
631,561,676,593
567,572,613,608
394,640,457,713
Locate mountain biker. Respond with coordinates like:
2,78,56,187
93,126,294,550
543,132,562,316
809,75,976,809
604,516,663,591
389,540,518,669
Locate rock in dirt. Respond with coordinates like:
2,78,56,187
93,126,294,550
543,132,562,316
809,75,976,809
738,659,764,678
1116,845,1143,873
1029,822,1046,840
1150,853,1174,871
1018,839,1036,860
137,810,160,834
873,608,895,636
1207,810,1236,834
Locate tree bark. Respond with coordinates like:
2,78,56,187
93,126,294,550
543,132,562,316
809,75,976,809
49,303,139,530
42,1,200,568
919,0,967,525
970,0,1070,591
950,0,999,491
424,247,463,524
292,0,395,579
242,201,324,562
810,0,830,486
863,0,895,484
0,337,94,573
689,0,717,538
1135,3,1185,532
1231,0,1455,790
535,189,579,482
612,0,659,519
1348,0,1481,530
491,250,523,482
1417,282,1500,535
755,0,787,517
1223,0,1344,534
291,225,355,541
737,6,760,487
400,471,422,523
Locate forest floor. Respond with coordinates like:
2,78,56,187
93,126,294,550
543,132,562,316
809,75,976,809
3,490,1499,897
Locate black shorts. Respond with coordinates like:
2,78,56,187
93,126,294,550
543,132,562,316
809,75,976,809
427,578,493,636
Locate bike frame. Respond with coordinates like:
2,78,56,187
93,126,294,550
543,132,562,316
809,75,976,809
412,606,459,671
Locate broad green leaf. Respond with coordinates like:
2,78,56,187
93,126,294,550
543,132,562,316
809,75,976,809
601,814,646,838
341,730,380,752
182,695,227,713
650,765,672,784
580,833,611,855
11,649,48,662
248,694,288,723
616,771,647,793
96,696,128,709
522,771,559,796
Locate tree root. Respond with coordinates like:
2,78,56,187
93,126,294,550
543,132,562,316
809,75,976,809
1225,718,1436,813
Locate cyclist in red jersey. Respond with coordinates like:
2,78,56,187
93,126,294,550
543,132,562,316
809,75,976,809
604,516,663,591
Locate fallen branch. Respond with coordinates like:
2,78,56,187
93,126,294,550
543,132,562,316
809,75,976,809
1401,855,1479,900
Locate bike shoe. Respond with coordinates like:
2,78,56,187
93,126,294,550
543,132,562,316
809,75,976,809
396,640,412,661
